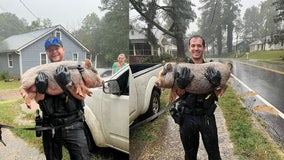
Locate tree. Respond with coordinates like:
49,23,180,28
273,0,284,23
198,0,223,55
73,13,101,50
271,0,284,44
223,0,241,53
27,18,52,30
0,12,28,40
198,0,241,55
97,0,129,66
73,0,128,67
242,6,262,41
130,0,196,59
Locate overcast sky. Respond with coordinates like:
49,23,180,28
1,0,263,32
0,0,105,31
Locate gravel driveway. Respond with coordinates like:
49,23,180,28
0,89,45,160
130,106,236,160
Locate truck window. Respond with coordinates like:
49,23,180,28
117,70,129,96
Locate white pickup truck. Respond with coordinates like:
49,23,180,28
83,63,163,154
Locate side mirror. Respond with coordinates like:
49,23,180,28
103,80,121,94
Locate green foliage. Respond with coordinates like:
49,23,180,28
27,18,52,31
0,80,20,90
73,0,129,67
273,0,284,23
0,12,28,40
0,71,12,80
130,89,169,142
239,50,284,62
0,12,52,41
130,0,196,57
142,53,173,63
218,87,283,159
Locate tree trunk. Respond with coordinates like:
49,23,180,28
217,25,222,55
227,22,233,53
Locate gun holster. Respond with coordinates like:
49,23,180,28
35,109,42,137
169,102,184,125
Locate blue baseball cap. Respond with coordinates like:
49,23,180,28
44,36,63,50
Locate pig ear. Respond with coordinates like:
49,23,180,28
85,59,91,69
166,63,172,71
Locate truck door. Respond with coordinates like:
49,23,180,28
102,69,129,152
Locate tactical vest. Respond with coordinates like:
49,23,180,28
38,93,84,125
180,58,217,115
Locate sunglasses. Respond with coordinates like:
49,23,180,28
45,38,62,49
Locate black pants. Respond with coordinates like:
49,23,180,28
42,121,90,160
179,114,221,160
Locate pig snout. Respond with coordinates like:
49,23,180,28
157,66,175,88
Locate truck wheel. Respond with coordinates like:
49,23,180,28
146,89,160,117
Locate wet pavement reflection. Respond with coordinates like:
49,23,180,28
219,59,284,146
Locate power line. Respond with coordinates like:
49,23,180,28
19,0,38,19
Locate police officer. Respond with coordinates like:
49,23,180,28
173,35,222,160
35,36,89,160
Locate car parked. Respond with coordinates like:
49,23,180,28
96,68,112,78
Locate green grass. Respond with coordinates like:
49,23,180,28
0,80,21,91
218,86,284,160
130,89,169,141
0,81,116,159
239,50,284,60
0,98,43,149
130,86,284,159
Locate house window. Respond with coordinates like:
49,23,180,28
73,53,78,61
54,31,62,40
41,53,48,64
8,54,13,68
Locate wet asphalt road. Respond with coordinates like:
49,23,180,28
230,60,284,112
219,59,284,146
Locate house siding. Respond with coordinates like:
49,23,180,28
0,25,89,79
20,32,87,76
58,34,86,61
0,53,20,78
21,38,45,74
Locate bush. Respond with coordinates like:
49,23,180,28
0,71,12,80
143,53,174,63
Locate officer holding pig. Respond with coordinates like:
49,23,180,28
170,35,222,160
34,36,90,160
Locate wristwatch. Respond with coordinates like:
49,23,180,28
66,81,74,89
215,86,222,91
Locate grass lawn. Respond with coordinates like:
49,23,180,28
218,50,284,65
218,86,284,159
131,86,284,160
0,80,21,90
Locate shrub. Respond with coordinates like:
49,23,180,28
0,71,12,80
143,53,174,63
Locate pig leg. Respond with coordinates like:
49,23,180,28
167,87,178,105
25,92,36,109
19,88,28,98
74,84,83,97
67,84,86,101
34,93,45,102
79,84,92,96
74,83,92,97
214,84,227,98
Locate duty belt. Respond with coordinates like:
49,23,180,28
50,114,82,126
183,107,206,116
